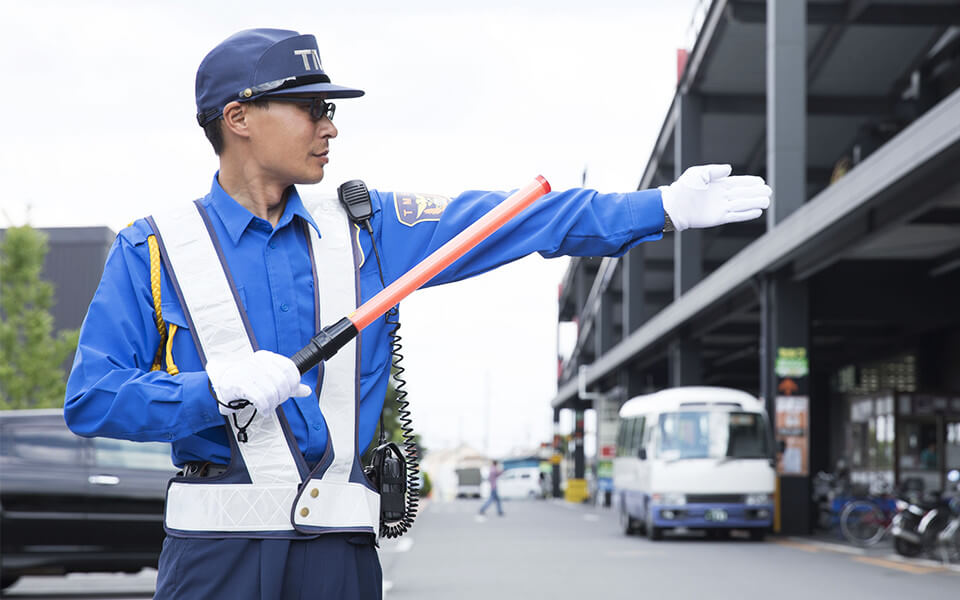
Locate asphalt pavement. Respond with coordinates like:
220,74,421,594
380,496,960,600
1,570,155,599
5,499,959,599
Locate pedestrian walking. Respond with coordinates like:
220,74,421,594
479,461,505,516
63,27,770,599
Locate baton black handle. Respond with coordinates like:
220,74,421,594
291,317,359,375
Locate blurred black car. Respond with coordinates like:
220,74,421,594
0,409,177,590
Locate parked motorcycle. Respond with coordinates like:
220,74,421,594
892,496,931,557
935,470,960,564
892,473,958,559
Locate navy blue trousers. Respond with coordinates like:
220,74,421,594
154,534,381,599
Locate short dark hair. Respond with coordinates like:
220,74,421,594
202,98,270,156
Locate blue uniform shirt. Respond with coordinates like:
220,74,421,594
64,174,665,466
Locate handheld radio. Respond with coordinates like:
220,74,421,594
337,180,420,538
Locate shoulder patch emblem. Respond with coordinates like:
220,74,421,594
394,192,451,226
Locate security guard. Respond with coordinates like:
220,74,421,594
64,28,770,599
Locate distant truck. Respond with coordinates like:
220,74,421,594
455,466,484,498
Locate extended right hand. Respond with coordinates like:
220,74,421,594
659,164,771,231
206,350,312,416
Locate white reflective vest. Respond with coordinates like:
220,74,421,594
147,195,379,538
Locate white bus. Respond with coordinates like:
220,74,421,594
613,386,776,541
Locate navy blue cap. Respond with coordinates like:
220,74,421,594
195,28,364,127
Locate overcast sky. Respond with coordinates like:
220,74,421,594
1,0,698,456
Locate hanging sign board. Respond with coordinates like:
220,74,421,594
775,347,809,378
776,395,809,476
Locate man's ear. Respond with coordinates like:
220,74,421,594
221,101,251,139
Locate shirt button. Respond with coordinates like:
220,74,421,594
269,241,277,249
280,303,289,312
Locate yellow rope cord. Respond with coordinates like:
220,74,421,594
165,324,180,375
148,235,168,371
126,224,175,376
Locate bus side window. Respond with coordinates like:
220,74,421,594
616,419,628,457
621,418,635,457
633,417,646,457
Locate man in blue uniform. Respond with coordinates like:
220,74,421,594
65,28,770,599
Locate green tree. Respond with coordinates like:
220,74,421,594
0,226,79,409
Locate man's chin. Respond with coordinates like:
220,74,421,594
298,169,326,185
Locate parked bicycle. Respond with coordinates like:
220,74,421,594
839,492,900,546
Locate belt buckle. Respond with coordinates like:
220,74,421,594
184,461,210,478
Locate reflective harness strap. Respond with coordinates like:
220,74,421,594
293,195,379,532
150,203,302,534
148,197,377,536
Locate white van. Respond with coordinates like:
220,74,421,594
497,467,545,500
613,386,775,541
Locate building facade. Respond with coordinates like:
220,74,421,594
553,0,960,534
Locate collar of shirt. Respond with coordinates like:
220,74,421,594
205,172,321,244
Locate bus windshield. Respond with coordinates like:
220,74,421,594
656,411,770,461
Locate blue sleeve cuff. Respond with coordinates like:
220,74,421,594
182,371,223,434
627,188,666,237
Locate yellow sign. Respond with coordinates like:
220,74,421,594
564,478,589,503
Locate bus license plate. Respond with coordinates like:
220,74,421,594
705,509,728,522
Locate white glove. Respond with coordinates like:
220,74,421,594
659,164,771,232
206,350,312,416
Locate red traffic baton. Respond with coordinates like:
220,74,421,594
291,176,551,374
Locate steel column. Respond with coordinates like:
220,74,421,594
596,289,615,357
669,339,703,386
765,0,811,536
670,91,703,385
766,0,807,227
621,247,646,337
674,92,703,298
552,408,562,498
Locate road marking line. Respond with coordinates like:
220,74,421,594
783,537,866,555
853,556,946,575
880,553,960,573
885,554,943,568
773,539,822,553
778,538,960,575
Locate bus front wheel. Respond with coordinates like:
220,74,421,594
620,503,639,535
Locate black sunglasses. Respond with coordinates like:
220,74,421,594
266,97,336,121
